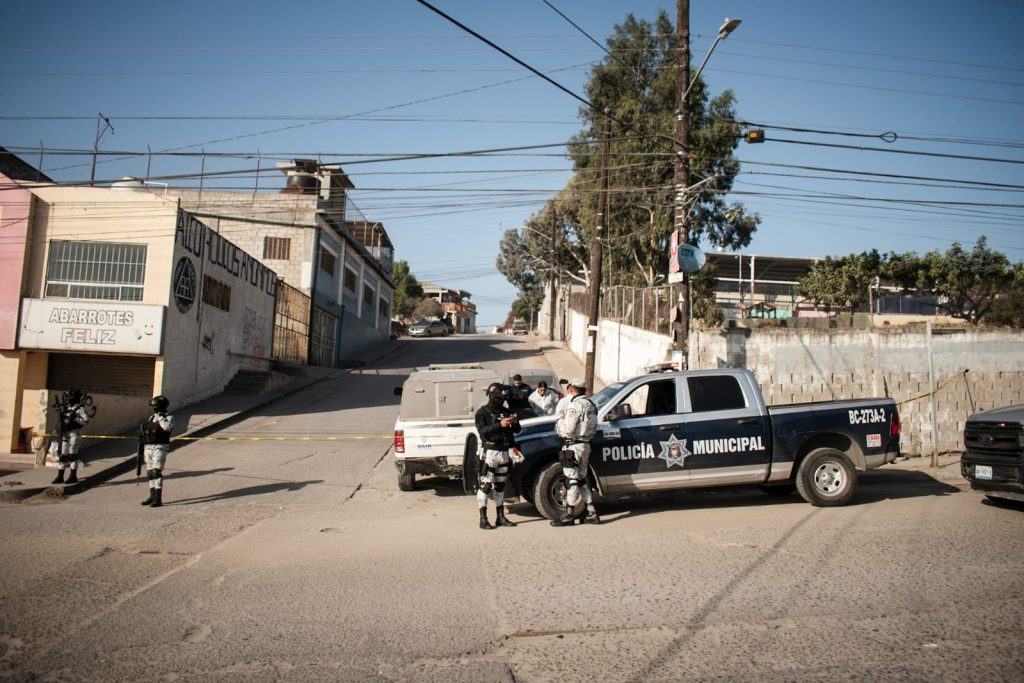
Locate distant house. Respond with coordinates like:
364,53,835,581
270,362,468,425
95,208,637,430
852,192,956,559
420,281,477,334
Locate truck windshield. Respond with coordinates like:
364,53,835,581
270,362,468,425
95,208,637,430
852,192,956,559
590,383,622,410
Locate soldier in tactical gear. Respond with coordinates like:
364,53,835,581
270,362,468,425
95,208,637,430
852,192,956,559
474,382,521,530
551,378,601,526
52,389,91,485
140,395,174,508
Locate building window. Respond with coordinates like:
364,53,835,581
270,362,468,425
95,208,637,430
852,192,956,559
378,298,390,322
202,275,231,312
320,248,337,276
344,267,358,292
44,240,147,302
263,237,291,260
363,284,375,308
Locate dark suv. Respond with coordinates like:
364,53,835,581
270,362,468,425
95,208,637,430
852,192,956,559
962,405,1024,505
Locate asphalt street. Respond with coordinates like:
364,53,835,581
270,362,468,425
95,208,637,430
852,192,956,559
1,335,1021,682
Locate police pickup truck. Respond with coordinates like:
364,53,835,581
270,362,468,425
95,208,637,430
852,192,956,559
962,404,1024,504
465,368,901,519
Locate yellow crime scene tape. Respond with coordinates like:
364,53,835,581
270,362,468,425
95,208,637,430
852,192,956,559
44,433,394,442
894,369,968,408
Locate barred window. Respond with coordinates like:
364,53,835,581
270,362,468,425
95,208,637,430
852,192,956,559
202,275,231,312
344,267,358,292
44,240,147,302
363,284,375,307
263,236,291,260
319,248,337,276
378,298,389,322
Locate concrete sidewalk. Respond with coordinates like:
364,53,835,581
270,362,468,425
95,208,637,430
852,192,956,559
0,340,406,503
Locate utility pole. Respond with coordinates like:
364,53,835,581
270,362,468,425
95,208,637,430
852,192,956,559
673,0,692,369
584,109,611,394
89,113,114,187
548,212,557,341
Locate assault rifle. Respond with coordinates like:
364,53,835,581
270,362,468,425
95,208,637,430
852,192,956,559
136,424,145,483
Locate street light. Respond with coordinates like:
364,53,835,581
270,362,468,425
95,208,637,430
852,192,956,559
674,13,742,370
685,18,742,100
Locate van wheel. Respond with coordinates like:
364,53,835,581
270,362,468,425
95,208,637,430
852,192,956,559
533,462,585,521
796,448,855,507
463,434,480,495
398,471,416,491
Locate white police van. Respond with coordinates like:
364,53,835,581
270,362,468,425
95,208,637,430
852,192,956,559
392,364,500,491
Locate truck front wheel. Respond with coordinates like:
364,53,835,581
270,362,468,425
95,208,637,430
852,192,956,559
796,448,856,507
533,462,586,520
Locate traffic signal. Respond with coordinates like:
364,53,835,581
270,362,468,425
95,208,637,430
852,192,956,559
745,129,765,143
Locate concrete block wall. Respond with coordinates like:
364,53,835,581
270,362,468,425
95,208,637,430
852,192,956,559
694,325,1024,457
563,310,1024,458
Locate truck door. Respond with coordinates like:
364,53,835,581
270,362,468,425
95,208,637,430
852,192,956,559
596,377,688,494
683,374,771,486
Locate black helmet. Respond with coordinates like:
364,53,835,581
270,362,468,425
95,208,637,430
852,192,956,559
149,395,170,411
486,383,511,401
63,389,82,404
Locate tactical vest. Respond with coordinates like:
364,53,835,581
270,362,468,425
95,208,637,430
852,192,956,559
142,416,171,445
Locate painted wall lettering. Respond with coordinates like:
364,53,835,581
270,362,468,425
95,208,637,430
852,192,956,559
175,211,277,298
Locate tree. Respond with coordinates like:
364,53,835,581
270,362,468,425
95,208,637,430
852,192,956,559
918,237,1013,324
986,263,1024,327
797,252,879,318
497,11,759,324
412,298,442,321
391,260,424,322
567,11,760,288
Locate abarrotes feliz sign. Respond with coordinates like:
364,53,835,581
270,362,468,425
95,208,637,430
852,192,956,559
18,299,164,355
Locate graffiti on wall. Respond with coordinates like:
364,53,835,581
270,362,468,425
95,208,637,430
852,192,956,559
242,307,269,358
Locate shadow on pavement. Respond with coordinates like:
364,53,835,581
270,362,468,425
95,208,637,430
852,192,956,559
167,479,324,505
92,467,237,488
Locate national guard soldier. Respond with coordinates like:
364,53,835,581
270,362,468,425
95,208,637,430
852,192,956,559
52,389,91,485
474,383,521,530
551,378,600,526
139,395,174,508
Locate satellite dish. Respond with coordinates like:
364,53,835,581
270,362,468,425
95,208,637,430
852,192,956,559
676,244,706,273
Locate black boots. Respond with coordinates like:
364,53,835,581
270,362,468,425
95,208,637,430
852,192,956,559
549,506,574,527
65,469,78,485
51,469,65,485
479,508,494,530
495,506,517,528
582,511,601,525
141,489,163,507
141,489,155,506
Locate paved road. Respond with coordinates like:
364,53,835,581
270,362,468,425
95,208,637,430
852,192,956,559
1,335,1022,682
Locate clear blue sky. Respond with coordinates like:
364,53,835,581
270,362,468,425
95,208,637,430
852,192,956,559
4,1,1023,326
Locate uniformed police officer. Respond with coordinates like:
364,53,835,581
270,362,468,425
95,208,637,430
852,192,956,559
551,378,600,526
474,383,521,530
140,395,174,508
52,389,90,485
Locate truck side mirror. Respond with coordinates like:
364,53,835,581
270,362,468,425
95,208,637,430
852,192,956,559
606,404,632,421
394,387,403,396
558,378,568,386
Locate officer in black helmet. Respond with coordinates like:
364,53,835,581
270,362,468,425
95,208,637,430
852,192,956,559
474,383,521,530
51,388,91,485
139,395,174,508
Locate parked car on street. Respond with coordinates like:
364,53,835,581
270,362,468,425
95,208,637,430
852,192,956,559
464,368,901,519
510,320,529,335
408,319,449,337
390,320,407,339
962,404,1024,505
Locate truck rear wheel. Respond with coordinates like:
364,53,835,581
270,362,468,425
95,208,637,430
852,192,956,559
796,448,856,507
533,462,586,520
397,471,416,491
